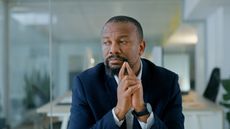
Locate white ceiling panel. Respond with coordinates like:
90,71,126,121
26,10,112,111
9,0,181,44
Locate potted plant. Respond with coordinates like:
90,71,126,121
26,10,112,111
23,70,51,109
220,79,230,125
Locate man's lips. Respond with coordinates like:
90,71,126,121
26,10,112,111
106,55,127,67
108,58,124,66
108,58,123,65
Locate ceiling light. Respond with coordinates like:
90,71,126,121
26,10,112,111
167,24,198,44
11,13,57,25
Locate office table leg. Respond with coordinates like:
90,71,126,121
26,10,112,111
61,115,69,129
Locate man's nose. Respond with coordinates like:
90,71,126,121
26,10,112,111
109,42,121,54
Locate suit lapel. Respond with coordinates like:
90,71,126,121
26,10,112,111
141,59,164,115
141,59,159,104
141,59,151,102
104,73,118,107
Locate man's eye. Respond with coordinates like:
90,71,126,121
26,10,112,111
120,40,127,44
103,41,110,45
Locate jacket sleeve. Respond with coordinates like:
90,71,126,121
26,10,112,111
150,75,184,129
68,76,120,129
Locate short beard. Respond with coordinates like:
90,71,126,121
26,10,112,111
105,55,128,76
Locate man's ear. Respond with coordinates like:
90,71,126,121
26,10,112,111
139,40,146,56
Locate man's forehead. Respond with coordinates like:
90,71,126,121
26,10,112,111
102,22,137,38
102,22,137,33
102,34,129,39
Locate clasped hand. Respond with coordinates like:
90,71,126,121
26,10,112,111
115,62,145,120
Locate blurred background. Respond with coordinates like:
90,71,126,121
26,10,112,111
0,0,230,129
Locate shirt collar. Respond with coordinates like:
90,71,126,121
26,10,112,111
114,60,143,84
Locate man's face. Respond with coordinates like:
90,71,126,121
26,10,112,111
101,22,145,75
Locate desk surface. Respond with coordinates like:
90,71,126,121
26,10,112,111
36,92,71,116
182,91,223,111
36,91,223,116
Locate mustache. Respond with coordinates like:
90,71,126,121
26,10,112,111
106,55,128,62
105,55,128,76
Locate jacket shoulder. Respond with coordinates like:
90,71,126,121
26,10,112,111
77,62,105,80
142,58,178,78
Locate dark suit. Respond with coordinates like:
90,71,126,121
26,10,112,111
68,59,184,129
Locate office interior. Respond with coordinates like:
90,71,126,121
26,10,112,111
0,0,230,129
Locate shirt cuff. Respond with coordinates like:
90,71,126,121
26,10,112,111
112,108,124,127
138,112,154,129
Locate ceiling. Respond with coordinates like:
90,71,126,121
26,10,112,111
8,0,182,45
184,0,230,20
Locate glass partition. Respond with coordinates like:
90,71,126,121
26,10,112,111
0,1,6,128
7,0,51,128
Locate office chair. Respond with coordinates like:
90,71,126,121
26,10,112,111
203,67,221,102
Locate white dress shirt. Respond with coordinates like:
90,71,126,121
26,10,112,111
112,61,154,129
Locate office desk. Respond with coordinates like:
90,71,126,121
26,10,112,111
37,91,224,129
36,92,71,129
182,91,224,129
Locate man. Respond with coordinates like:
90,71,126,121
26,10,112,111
68,16,184,129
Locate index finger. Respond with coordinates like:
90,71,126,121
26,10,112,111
125,62,136,77
118,62,126,80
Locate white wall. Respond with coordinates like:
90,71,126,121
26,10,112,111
150,46,163,66
195,22,206,95
183,0,200,19
205,8,224,81
223,7,230,79
163,54,191,92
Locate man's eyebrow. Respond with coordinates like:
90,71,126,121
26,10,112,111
102,35,129,39
118,35,129,38
102,36,109,39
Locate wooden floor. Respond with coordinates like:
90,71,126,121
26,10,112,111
1,113,62,129
13,122,61,129
10,117,62,129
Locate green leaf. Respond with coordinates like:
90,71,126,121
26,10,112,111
220,101,230,108
222,79,230,93
223,94,230,101
227,112,230,124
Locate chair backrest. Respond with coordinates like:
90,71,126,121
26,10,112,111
203,67,221,102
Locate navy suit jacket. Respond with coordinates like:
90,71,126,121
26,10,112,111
68,59,184,129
